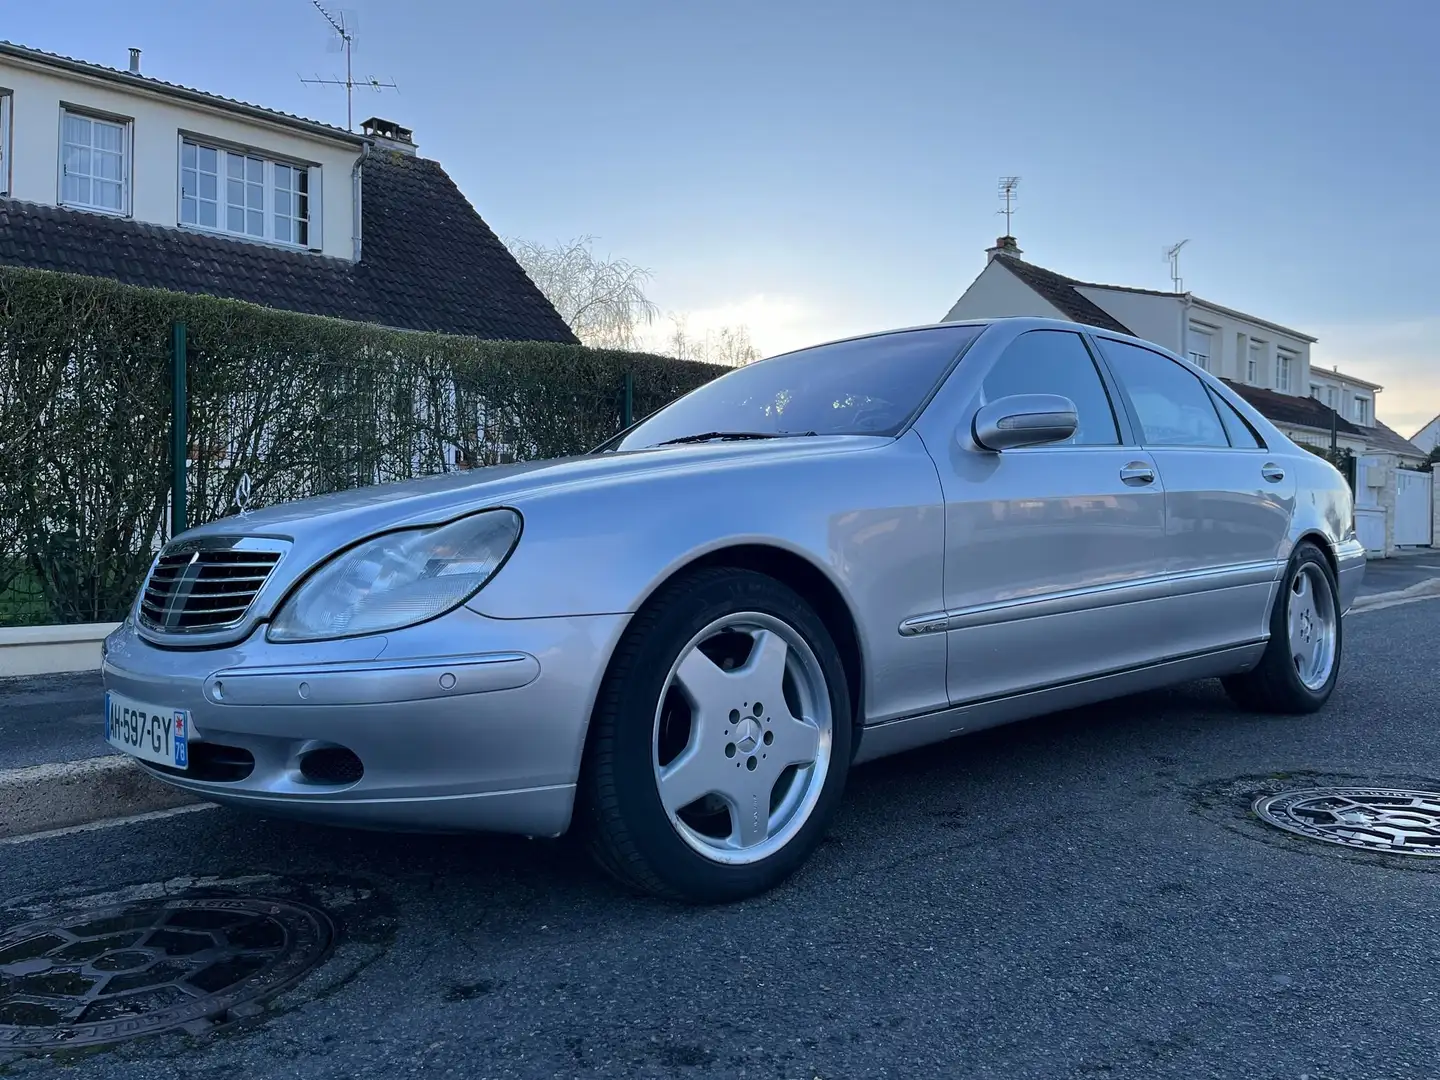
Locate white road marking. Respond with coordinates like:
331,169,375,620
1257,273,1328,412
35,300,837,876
1350,591,1440,615
0,803,217,846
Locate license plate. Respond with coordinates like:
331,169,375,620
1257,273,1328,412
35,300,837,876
104,691,189,770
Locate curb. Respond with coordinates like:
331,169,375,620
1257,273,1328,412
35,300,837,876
1350,576,1440,613
0,755,198,840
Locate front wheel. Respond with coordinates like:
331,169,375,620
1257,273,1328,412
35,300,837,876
577,567,853,903
1222,540,1342,714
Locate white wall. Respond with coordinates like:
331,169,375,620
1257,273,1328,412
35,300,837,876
1414,416,1440,454
1073,288,1182,354
1306,369,1378,426
1079,290,1313,391
0,56,360,261
942,259,1070,322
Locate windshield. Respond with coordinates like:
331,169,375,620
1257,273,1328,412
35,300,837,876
601,324,986,452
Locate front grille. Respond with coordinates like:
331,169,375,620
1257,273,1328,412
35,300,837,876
139,541,283,634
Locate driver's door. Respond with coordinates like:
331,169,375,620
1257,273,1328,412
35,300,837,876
933,329,1171,705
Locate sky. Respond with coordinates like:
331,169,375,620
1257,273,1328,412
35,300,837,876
8,0,1438,435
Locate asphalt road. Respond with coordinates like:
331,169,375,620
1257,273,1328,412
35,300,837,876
3,595,1440,1079
0,672,104,770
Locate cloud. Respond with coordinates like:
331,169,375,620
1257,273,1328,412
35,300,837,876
1308,318,1440,436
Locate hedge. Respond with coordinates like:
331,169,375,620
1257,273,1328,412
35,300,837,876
0,265,726,627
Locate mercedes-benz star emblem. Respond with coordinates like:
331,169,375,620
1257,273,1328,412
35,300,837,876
234,472,254,515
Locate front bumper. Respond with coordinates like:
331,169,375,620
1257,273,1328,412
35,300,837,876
101,606,630,837
1334,536,1366,615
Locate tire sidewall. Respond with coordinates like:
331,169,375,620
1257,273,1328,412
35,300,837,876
606,570,853,901
1272,542,1343,704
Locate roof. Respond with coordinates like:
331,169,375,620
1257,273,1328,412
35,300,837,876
990,254,1137,335
0,40,363,145
1358,419,1429,459
0,150,578,342
1307,367,1384,391
1413,413,1440,441
1221,379,1363,436
989,252,1318,345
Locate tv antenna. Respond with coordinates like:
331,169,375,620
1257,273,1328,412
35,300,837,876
997,176,1020,235
1164,239,1190,292
298,2,398,132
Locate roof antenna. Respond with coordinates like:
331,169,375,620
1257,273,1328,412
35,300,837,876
1164,239,1190,293
298,2,398,132
997,176,1020,236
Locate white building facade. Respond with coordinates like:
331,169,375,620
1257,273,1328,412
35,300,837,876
0,42,364,261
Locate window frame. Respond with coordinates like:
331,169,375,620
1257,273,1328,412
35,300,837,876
1186,324,1214,373
1246,340,1263,385
974,328,1134,451
1275,351,1295,393
1089,334,1257,451
57,104,133,216
1353,395,1370,425
176,131,318,250
0,90,11,197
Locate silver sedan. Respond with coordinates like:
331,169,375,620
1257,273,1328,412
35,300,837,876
101,316,1365,903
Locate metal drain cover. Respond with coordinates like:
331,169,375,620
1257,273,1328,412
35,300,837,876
1254,787,1440,856
0,895,332,1051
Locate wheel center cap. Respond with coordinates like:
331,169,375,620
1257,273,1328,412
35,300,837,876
734,717,761,754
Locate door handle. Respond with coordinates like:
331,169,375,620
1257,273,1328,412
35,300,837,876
1262,463,1285,483
1120,461,1155,485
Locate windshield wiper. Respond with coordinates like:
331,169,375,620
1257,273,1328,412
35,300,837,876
655,430,816,447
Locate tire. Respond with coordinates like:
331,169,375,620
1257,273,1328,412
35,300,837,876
1222,540,1342,714
576,566,853,904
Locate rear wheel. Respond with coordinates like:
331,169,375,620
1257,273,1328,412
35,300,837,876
1222,540,1341,714
578,567,853,903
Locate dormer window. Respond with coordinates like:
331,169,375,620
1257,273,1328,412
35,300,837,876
60,107,131,214
178,135,317,248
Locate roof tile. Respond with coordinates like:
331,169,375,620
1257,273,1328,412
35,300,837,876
991,254,1137,335
0,150,577,343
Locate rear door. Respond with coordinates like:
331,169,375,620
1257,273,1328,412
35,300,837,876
1089,336,1296,652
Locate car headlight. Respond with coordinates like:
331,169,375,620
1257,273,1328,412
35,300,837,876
268,508,522,642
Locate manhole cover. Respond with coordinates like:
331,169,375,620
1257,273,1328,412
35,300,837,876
1254,788,1440,856
0,895,332,1051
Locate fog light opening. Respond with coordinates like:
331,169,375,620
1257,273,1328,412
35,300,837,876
298,746,365,786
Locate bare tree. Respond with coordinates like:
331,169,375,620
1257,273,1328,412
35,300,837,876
505,235,660,350
666,315,760,367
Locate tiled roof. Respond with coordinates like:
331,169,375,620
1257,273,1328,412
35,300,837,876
1358,419,1429,459
991,254,1139,335
0,150,578,343
1221,379,1363,436
0,40,360,143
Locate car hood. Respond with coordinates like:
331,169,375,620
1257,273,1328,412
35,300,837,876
181,435,891,544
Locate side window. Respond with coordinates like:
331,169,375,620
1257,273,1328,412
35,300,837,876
980,330,1119,446
1207,387,1264,449
1094,338,1229,448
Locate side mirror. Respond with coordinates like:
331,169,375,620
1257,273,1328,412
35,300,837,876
970,393,1078,452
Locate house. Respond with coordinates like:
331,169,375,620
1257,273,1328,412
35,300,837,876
942,235,1427,466
0,40,576,343
943,235,1434,554
1413,414,1440,458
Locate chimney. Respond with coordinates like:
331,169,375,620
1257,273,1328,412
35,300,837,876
985,235,1023,263
360,116,417,156
128,48,141,74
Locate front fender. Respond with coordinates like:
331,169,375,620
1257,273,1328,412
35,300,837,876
466,431,952,724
